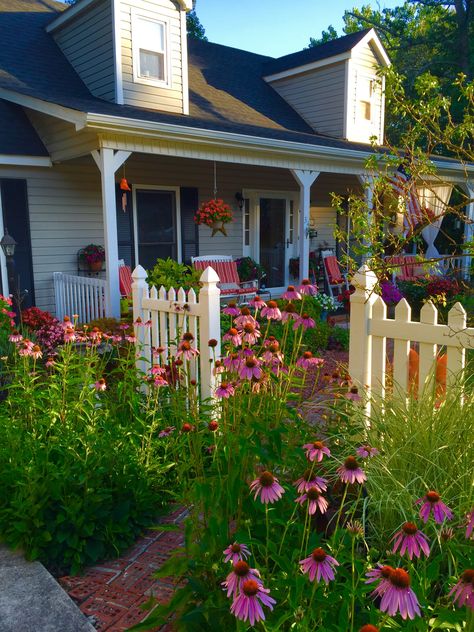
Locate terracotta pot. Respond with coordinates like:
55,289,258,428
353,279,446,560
88,260,103,272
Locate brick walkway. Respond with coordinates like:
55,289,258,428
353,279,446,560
59,506,187,631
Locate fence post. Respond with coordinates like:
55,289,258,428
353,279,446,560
198,266,221,401
349,265,378,405
132,265,150,376
53,272,64,320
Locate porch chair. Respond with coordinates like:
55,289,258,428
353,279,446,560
321,250,349,298
119,263,133,298
385,255,427,283
191,255,258,303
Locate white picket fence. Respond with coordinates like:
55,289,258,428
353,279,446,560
53,272,107,323
349,265,473,407
131,265,221,401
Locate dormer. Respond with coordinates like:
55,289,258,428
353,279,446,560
263,29,390,145
46,0,192,114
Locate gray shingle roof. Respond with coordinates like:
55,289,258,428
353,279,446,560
0,0,378,154
0,99,48,156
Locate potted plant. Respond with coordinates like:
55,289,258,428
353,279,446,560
79,244,105,272
235,257,266,286
194,198,233,236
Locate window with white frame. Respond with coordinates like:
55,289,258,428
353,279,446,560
358,75,375,122
132,14,168,86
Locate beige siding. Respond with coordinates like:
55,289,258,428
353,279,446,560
53,0,115,102
270,62,346,138
349,43,384,144
120,0,184,113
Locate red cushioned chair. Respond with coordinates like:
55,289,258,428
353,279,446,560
321,250,349,298
191,255,258,303
119,264,133,298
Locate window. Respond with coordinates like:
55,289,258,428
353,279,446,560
243,198,250,247
133,14,168,86
289,200,294,244
358,76,374,122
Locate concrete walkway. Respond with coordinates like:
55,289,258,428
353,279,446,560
0,545,95,632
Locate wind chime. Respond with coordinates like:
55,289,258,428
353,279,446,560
119,167,131,212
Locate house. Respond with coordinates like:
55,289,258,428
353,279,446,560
0,0,471,319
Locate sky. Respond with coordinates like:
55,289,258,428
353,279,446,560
195,0,402,58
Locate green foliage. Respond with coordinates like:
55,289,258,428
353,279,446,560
186,9,207,41
147,258,201,292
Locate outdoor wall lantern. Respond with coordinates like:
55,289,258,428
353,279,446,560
235,191,245,211
0,230,17,258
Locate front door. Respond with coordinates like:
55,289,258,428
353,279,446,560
134,188,179,270
259,197,287,288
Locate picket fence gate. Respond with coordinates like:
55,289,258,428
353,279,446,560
131,265,221,401
53,272,107,323
349,265,473,409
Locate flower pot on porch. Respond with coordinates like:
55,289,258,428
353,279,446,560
88,260,103,272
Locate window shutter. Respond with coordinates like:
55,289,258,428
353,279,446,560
1,179,35,308
180,187,199,264
115,183,135,268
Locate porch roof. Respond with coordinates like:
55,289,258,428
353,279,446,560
0,99,48,157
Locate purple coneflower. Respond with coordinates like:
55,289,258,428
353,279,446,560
222,561,261,598
303,440,331,462
152,375,168,387
216,382,235,399
222,302,240,316
365,564,395,597
18,339,34,356
234,308,257,328
63,327,76,343
242,322,261,345
281,302,299,322
125,334,137,343
239,356,262,380
294,313,315,330
261,341,283,364
249,471,285,504
31,345,42,360
345,386,362,401
296,487,329,515
223,327,242,346
94,378,106,392
293,468,327,493
260,300,281,320
158,426,175,438
249,295,266,309
356,445,379,458
223,542,250,565
213,360,225,375
282,285,302,300
448,569,474,610
464,508,474,539
391,522,430,559
223,352,242,372
150,365,166,376
8,330,22,343
337,456,366,485
176,340,199,361
416,491,453,524
299,547,339,584
297,351,324,370
297,279,318,295
377,568,421,620
152,345,167,357
230,579,276,626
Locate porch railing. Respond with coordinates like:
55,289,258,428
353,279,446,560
53,272,107,323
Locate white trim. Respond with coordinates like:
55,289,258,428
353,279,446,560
131,10,172,89
0,155,52,167
0,189,9,298
264,52,350,83
45,0,97,33
112,0,124,104
352,29,391,67
343,58,350,140
180,9,189,115
132,184,182,266
0,88,87,129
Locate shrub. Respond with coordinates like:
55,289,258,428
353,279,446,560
21,306,54,330
147,258,201,292
234,257,266,284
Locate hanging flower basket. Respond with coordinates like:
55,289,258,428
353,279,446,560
194,199,232,237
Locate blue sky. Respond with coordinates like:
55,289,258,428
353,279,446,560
195,0,401,57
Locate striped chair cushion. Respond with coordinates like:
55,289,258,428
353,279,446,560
324,256,344,284
119,265,133,298
192,259,253,295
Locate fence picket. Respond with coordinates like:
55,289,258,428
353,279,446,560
53,272,106,323
419,302,438,393
158,287,169,355
446,302,467,386
392,299,411,396
371,296,387,399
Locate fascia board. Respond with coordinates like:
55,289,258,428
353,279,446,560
263,52,350,83
0,88,87,128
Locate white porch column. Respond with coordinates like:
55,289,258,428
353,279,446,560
291,170,320,282
357,174,375,261
463,182,474,281
92,148,131,318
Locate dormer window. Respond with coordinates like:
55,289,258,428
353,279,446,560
358,76,374,121
132,12,170,87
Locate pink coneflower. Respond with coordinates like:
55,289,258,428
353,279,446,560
94,378,106,392
249,471,285,504
223,352,242,372
249,295,266,309
391,522,430,560
150,365,166,376
261,341,283,364
299,547,339,584
63,327,76,343
294,313,315,330
223,327,242,346
45,356,56,368
216,382,235,399
234,308,257,328
222,302,240,316
281,302,299,322
125,334,137,343
260,300,281,320
152,375,168,387
9,330,22,343
282,285,302,300
239,356,262,380
241,322,261,345
345,386,362,401
365,564,395,597
377,568,421,620
464,508,474,539
222,561,262,598
356,445,379,458
297,279,318,295
303,440,331,462
337,456,366,484
18,339,34,356
297,351,324,370
31,345,42,360
152,345,167,357
294,468,328,494
158,426,175,438
230,579,276,626
89,327,102,343
176,340,199,361
296,487,329,515
448,569,474,610
213,360,225,375
416,491,453,524
223,542,251,565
